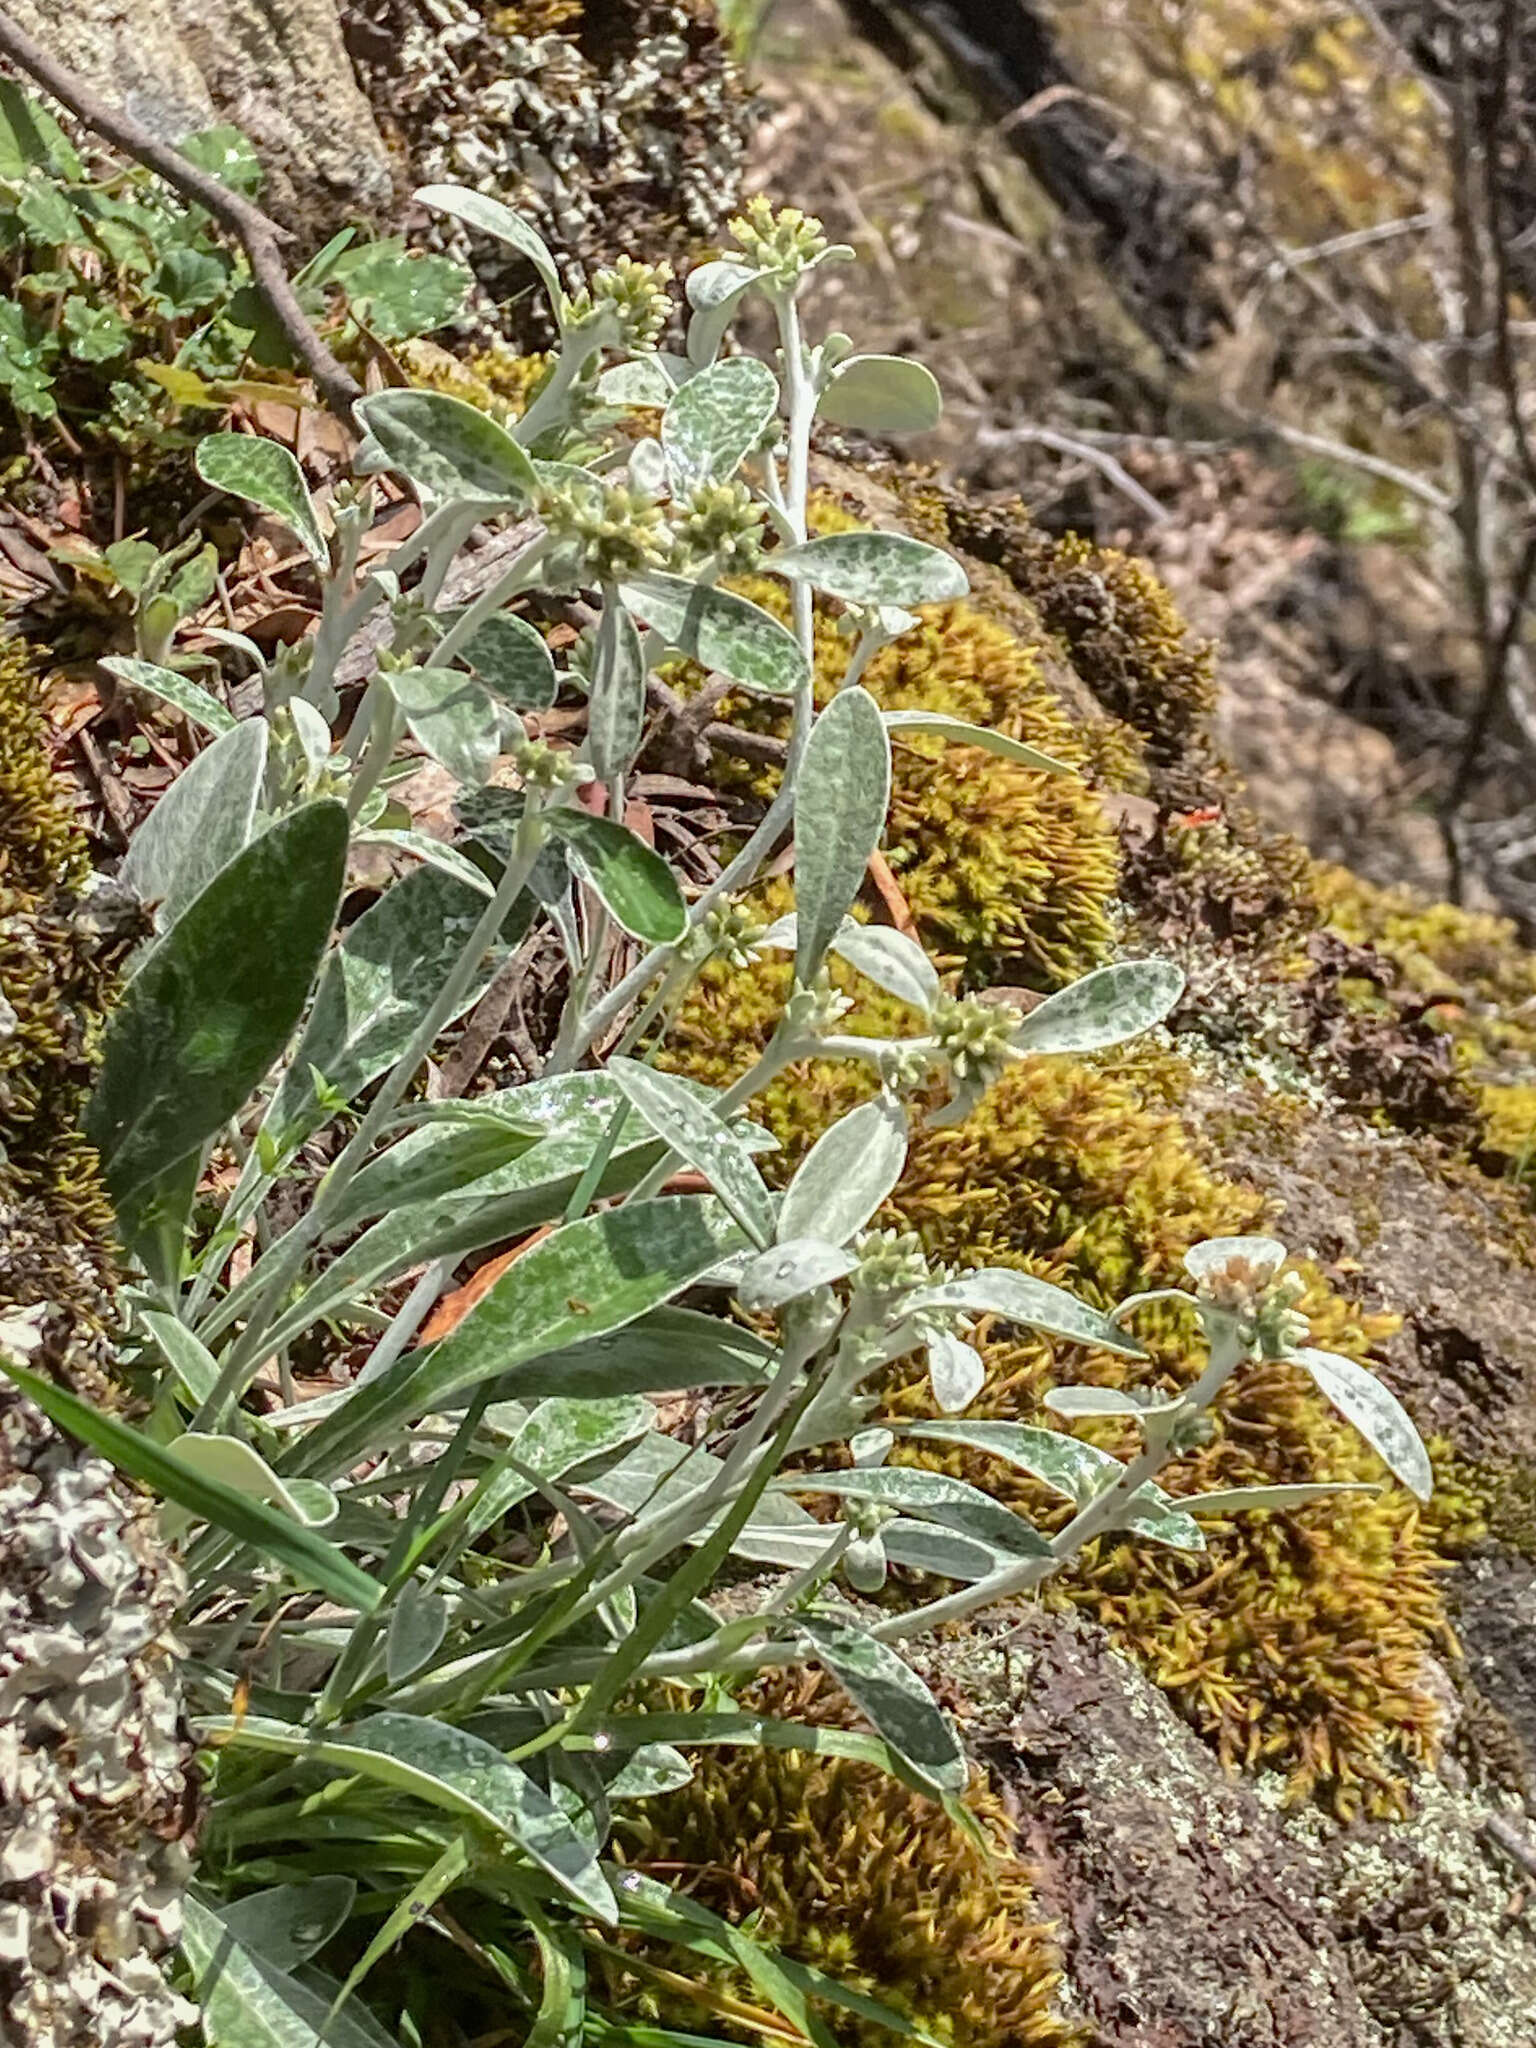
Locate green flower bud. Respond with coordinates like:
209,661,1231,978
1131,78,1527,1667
696,900,768,970
510,734,584,793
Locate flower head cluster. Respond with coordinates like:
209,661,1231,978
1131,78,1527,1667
851,1226,933,1300
538,476,671,585
728,195,828,281
694,900,767,970
510,733,586,794
784,968,853,1037
668,479,766,574
930,992,1018,1089
1185,1237,1311,1359
565,256,674,349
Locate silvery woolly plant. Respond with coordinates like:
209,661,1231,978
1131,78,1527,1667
0,192,1433,2046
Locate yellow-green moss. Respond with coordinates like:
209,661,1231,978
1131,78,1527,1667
399,338,553,423
904,491,1217,761
1311,863,1536,1025
0,637,125,1375
611,1674,1082,2048
1312,862,1536,1176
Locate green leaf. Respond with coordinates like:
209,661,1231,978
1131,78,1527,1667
903,1269,1147,1357
461,611,559,708
586,599,646,784
182,1895,401,2048
1176,1482,1380,1515
575,1435,827,1572
829,923,939,1011
121,718,268,930
208,1713,616,1919
598,357,677,407
661,355,778,488
102,539,160,597
138,1306,221,1406
619,572,807,696
215,1879,357,1971
760,912,939,1014
881,709,1071,775
264,861,509,1162
196,434,328,573
321,1119,547,1235
292,1199,746,1479
601,1744,695,1800
458,1395,654,1548
683,258,760,367
0,1359,382,1611
146,242,230,317
353,829,495,897
224,1124,646,1359
878,1519,1001,1581
610,1059,775,1246
737,1238,855,1311
1043,1386,1185,1420
336,244,471,341
1010,959,1185,1055
1183,1235,1288,1284
793,685,891,982
777,1096,907,1249
115,1152,201,1294
0,80,83,179
543,809,686,942
925,1327,985,1414
796,1616,966,1796
180,126,264,198
1289,1347,1433,1501
818,354,942,434
60,293,130,363
385,666,503,786
898,1419,1204,1550
100,656,236,735
87,802,347,1206
385,1580,450,1684
354,389,538,505
770,532,967,607
527,1918,586,2048
16,176,82,245
515,1308,773,1401
171,1433,337,1527
780,1467,1048,1559
414,184,565,311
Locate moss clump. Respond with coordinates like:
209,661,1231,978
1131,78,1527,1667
1311,862,1536,1056
909,491,1217,760
0,637,130,1349
399,339,553,423
1311,863,1536,1176
611,1674,1082,2048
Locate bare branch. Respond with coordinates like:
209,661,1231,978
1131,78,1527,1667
974,424,1172,523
